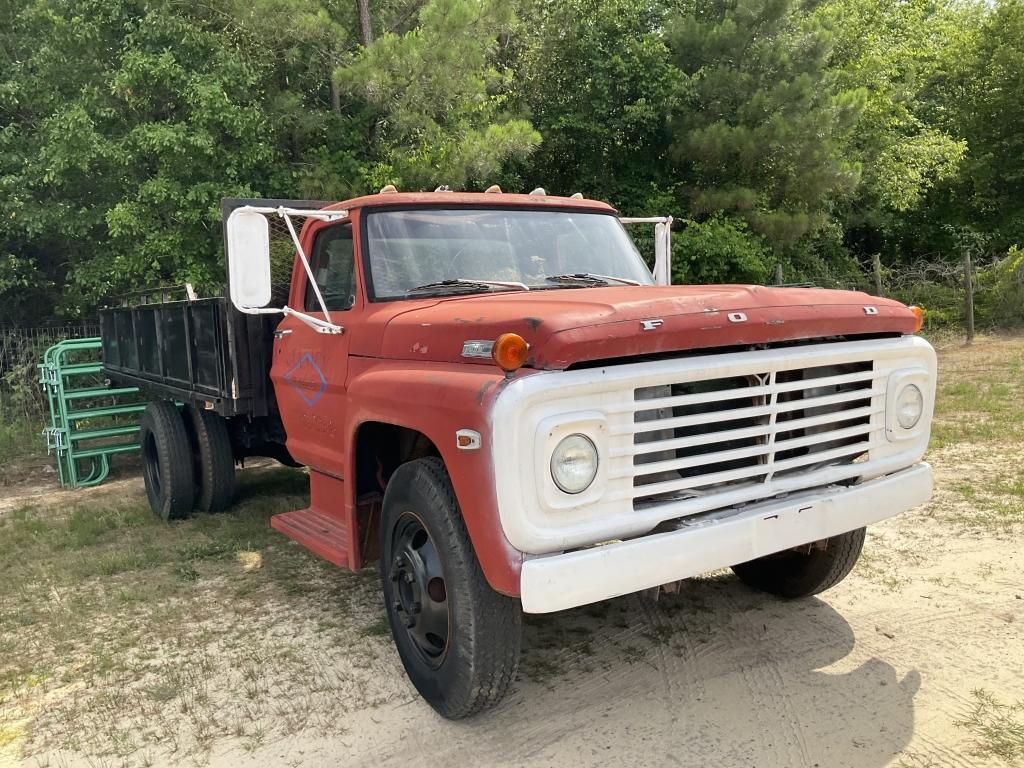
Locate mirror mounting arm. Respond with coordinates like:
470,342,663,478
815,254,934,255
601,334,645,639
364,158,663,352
284,306,344,334
620,215,673,285
235,305,344,335
277,207,334,323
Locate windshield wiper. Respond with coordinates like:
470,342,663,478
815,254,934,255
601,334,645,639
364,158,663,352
544,273,642,287
406,279,529,297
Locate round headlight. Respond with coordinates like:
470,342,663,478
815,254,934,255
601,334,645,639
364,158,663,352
895,383,924,429
550,434,598,494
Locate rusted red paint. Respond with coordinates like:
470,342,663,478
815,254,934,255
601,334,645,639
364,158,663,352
322,191,619,215
267,192,920,597
374,285,917,369
344,359,523,594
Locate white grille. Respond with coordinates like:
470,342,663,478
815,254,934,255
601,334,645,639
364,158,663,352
626,359,881,514
491,335,935,554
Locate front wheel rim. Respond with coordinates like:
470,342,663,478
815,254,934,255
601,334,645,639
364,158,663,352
387,512,450,669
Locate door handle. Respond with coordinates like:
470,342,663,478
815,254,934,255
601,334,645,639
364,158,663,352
273,329,293,339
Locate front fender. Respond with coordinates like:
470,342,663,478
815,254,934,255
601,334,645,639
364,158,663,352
345,358,524,596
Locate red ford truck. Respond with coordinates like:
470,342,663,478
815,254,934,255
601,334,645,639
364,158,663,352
101,190,935,718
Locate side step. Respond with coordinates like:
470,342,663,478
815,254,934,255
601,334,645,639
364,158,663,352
269,470,361,568
271,508,350,567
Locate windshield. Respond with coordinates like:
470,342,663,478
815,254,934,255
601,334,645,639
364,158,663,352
363,208,654,299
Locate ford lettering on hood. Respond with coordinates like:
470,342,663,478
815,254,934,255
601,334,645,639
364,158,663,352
374,284,920,369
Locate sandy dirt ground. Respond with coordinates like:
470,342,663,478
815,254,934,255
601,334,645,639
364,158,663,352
208,499,1023,768
3,336,1022,768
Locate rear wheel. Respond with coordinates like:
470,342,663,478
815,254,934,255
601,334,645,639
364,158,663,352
731,527,867,599
184,406,235,513
380,457,521,719
140,401,194,521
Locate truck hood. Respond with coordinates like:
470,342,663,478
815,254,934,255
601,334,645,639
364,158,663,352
377,285,918,370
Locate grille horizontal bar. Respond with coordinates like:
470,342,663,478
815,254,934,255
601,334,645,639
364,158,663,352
629,359,879,512
621,384,882,437
623,421,876,480
623,368,879,415
619,404,877,459
632,439,882,500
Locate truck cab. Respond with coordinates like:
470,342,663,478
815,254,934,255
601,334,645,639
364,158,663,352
103,189,935,719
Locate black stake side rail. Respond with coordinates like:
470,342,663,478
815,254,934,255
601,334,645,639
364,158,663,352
100,297,276,418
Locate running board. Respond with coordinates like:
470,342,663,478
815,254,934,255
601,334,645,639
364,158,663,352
271,508,350,567
270,470,359,568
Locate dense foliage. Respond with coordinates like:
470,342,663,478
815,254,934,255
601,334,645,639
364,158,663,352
1,0,1022,321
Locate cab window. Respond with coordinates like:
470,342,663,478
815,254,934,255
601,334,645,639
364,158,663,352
304,223,356,311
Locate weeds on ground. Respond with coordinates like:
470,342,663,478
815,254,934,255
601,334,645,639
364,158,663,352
0,400,45,476
945,473,1024,531
957,689,1024,764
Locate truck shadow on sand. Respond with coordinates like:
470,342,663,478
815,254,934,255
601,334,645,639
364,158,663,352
453,576,922,768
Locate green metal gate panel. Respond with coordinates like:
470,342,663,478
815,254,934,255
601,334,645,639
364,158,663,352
39,337,143,488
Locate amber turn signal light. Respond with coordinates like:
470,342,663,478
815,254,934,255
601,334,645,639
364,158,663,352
909,305,925,333
492,333,529,372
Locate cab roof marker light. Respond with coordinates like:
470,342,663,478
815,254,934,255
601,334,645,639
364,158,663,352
379,184,398,194
484,184,502,194
529,187,547,196
570,192,584,199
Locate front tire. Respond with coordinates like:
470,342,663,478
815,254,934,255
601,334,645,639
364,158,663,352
380,457,521,718
139,401,195,521
731,527,866,599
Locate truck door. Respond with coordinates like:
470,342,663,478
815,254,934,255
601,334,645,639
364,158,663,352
269,220,356,478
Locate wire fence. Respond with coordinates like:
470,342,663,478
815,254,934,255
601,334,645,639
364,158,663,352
0,321,99,376
783,250,1022,344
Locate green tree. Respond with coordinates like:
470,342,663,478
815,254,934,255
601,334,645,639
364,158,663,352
507,0,678,210
673,216,771,284
814,0,971,263
945,0,1024,252
336,0,541,191
0,0,281,314
0,0,539,317
666,0,865,252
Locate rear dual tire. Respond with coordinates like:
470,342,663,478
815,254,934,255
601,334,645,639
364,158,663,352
140,401,194,520
185,406,235,513
140,402,235,520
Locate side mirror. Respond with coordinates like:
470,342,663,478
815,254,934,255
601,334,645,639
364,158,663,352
653,219,672,286
226,208,272,308
621,215,673,285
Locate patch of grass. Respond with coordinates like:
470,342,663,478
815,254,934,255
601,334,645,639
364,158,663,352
362,615,391,637
854,540,912,592
0,465,391,763
0,402,44,468
0,728,22,753
930,341,1024,449
936,468,1024,532
957,689,1024,763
